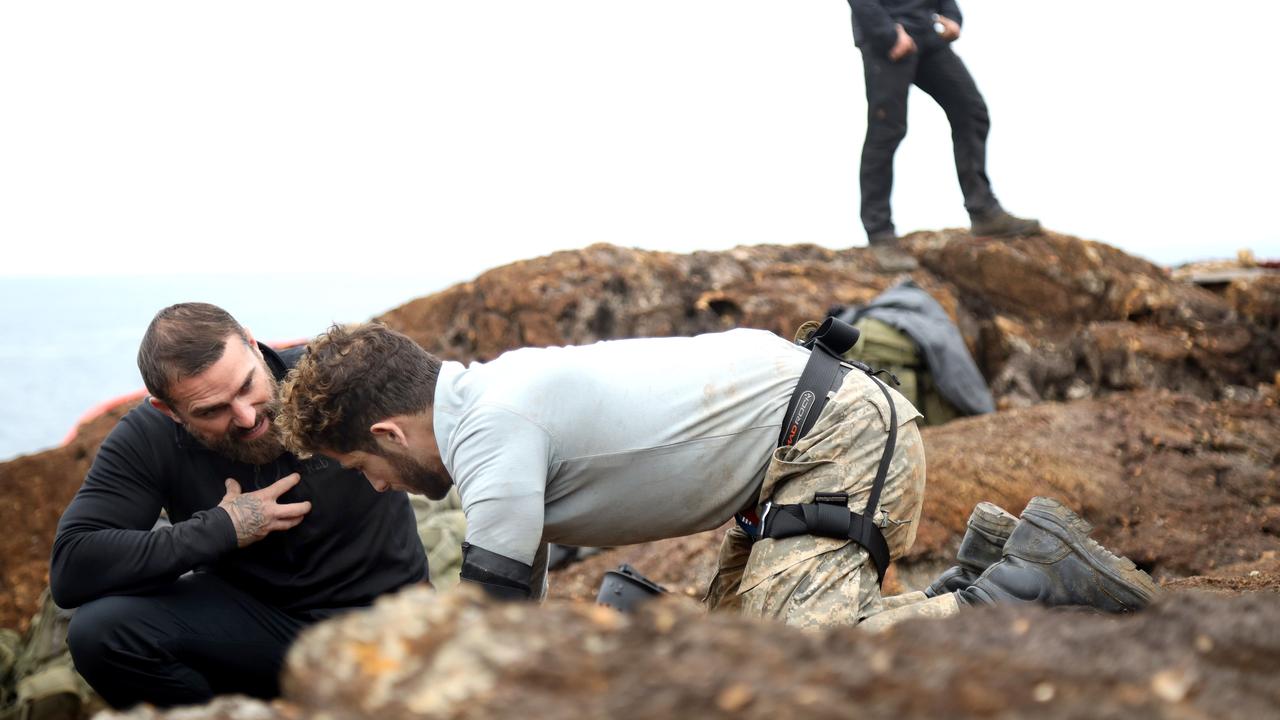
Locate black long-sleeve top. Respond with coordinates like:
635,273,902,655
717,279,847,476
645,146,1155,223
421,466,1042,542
50,344,427,611
847,0,964,52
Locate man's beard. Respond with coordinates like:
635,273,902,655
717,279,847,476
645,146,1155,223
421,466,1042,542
185,375,287,466
384,449,453,500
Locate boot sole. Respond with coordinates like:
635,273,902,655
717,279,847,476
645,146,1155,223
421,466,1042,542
1019,497,1161,610
969,501,1018,537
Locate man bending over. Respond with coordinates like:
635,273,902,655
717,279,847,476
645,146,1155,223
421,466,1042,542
277,323,1157,628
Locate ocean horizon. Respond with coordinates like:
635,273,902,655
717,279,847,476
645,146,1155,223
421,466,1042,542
0,272,458,461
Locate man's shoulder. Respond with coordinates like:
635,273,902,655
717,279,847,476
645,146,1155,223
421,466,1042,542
274,344,306,370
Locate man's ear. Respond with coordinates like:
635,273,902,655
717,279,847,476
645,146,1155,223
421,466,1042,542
243,328,261,356
370,420,409,449
149,396,181,424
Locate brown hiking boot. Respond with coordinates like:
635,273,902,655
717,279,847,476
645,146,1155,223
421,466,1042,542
970,208,1041,238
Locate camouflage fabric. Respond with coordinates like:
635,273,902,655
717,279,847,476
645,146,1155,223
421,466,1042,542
880,589,928,610
706,368,926,629
409,488,467,591
858,592,961,633
0,590,103,720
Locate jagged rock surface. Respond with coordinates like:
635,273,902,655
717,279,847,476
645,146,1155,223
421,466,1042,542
547,388,1280,600
98,585,1280,720
381,233,1278,407
4,233,1279,720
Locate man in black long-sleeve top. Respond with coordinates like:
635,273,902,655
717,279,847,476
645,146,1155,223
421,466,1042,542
847,0,1039,245
50,303,427,709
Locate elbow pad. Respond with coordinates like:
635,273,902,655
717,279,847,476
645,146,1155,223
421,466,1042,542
459,542,533,601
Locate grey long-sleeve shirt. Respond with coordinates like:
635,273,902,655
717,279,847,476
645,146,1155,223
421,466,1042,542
433,329,814,565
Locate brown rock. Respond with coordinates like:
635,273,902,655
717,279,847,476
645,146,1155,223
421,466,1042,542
270,586,1280,720
7,232,1277,630
551,390,1280,598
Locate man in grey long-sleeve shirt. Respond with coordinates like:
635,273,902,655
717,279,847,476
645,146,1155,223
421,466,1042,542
277,322,1160,629
847,0,1039,245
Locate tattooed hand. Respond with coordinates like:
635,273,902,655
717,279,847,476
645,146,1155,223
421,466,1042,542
218,473,313,548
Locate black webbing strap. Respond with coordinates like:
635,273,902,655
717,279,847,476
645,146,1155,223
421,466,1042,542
756,316,901,586
778,317,861,447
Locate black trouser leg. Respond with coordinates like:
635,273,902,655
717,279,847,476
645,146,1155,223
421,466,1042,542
913,45,1000,217
859,46,917,239
65,573,317,709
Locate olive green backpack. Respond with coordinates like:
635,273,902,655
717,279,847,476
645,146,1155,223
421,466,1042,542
796,316,960,427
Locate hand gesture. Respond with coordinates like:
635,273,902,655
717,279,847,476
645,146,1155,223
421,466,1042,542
889,24,917,62
935,15,961,42
218,473,313,548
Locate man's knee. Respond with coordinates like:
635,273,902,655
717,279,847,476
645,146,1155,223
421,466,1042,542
66,596,151,676
865,109,908,147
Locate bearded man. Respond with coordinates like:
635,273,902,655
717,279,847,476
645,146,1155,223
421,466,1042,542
49,303,427,709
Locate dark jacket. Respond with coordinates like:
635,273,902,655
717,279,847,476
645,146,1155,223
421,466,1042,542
847,0,963,52
50,344,427,611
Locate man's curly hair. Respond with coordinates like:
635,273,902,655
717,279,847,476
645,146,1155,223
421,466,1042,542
278,322,441,456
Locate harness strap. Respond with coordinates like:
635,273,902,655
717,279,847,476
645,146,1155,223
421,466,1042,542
778,318,860,447
749,316,902,586
759,496,892,586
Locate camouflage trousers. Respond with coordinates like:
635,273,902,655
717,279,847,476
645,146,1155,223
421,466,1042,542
409,488,467,591
704,371,936,629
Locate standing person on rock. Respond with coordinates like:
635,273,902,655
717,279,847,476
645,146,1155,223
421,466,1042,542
50,303,428,710
848,0,1040,245
275,322,1158,629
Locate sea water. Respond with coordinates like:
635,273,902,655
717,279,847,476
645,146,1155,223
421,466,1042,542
0,273,455,461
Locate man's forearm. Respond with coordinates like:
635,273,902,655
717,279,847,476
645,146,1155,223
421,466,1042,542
49,509,238,608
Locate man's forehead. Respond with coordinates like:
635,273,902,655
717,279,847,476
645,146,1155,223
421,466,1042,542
168,337,261,408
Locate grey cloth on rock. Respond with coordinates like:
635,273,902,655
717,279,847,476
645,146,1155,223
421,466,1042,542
838,280,995,416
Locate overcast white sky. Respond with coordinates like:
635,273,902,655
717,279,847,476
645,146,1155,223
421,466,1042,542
2,1,1277,284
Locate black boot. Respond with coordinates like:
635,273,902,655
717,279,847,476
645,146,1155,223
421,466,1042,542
956,497,1159,613
924,501,1017,597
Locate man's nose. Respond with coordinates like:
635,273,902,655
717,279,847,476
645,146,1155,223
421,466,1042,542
231,399,257,428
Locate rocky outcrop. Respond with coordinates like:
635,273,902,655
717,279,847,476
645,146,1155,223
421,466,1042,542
98,584,1280,720
3,231,1277,632
0,401,140,631
381,233,1277,409
545,389,1280,601
4,231,1278,719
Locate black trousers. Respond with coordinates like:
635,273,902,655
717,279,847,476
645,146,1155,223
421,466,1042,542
859,36,1000,238
66,573,346,709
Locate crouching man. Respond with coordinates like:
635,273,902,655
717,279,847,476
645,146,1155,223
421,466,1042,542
277,323,1157,629
51,304,427,709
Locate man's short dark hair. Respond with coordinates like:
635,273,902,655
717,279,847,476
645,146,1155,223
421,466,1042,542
279,323,441,455
138,303,250,404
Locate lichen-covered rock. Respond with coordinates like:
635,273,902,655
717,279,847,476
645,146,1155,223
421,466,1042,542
93,696,299,720
380,234,1277,408
281,586,1280,720
3,233,1277,632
